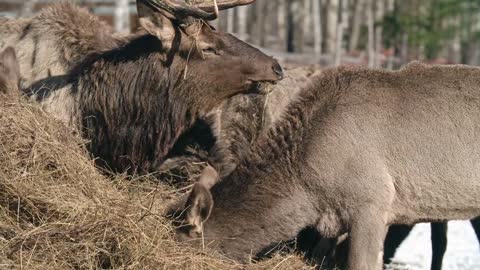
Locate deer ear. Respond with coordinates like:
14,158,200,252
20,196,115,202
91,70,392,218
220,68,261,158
137,1,176,50
185,183,213,235
0,47,18,67
184,166,218,235
0,47,19,76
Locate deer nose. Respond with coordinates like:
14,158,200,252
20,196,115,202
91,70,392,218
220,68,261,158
272,62,284,80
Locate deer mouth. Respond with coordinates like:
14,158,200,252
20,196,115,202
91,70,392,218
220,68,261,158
248,80,276,94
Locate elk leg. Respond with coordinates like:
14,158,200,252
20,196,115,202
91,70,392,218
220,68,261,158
296,227,340,269
348,209,388,270
430,222,447,270
471,216,480,244
383,224,414,265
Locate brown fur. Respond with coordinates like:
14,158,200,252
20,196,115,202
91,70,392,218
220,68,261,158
160,65,320,180
170,63,480,269
211,65,320,177
3,2,282,174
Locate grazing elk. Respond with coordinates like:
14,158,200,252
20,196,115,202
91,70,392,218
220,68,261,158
0,47,20,95
163,62,479,270
169,63,480,270
1,0,283,174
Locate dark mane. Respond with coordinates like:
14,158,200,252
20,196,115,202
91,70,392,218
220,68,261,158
70,34,197,173
17,1,283,176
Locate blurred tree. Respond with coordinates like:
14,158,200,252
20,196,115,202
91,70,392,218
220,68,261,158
11,0,480,66
114,0,130,33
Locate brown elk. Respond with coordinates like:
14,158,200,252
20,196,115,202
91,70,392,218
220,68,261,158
0,47,20,95
1,0,283,174
169,63,480,270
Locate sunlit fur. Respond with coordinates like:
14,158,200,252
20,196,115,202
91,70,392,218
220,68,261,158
173,63,480,269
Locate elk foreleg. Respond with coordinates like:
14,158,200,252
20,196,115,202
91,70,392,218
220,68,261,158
430,222,447,270
347,208,388,270
383,224,414,265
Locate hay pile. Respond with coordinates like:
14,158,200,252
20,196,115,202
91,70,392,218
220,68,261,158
0,95,311,269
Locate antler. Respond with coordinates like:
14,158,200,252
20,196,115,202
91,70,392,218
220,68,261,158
195,0,256,13
142,0,218,20
141,0,255,21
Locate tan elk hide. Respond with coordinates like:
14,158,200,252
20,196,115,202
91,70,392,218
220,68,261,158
170,63,480,270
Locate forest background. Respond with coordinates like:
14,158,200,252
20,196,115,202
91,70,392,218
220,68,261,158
2,0,480,68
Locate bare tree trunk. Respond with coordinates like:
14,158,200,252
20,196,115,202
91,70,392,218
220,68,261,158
115,0,131,33
237,6,249,40
374,0,385,67
287,0,304,53
366,0,375,67
386,0,395,12
254,0,267,46
227,9,235,34
326,0,339,54
287,0,295,52
294,0,308,53
335,0,349,66
264,1,275,49
19,0,38,17
277,0,288,52
313,0,323,55
385,0,395,69
400,33,409,65
349,0,365,52
302,0,313,50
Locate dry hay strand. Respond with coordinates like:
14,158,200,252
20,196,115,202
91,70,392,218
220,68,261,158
0,95,312,269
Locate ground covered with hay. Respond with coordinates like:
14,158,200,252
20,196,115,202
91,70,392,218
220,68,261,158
0,95,312,269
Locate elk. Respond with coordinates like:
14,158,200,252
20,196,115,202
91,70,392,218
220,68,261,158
169,63,480,270
0,47,20,95
1,0,283,174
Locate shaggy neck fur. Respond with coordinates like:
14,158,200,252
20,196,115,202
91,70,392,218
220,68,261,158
229,68,351,179
207,67,353,218
200,68,353,260
69,35,211,174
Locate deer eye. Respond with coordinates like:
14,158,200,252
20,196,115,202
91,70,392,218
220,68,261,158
202,47,218,55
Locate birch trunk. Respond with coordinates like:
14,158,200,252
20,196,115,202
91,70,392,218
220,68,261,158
227,9,235,34
335,0,349,66
277,0,287,51
20,0,38,17
313,0,323,55
367,0,375,67
115,0,131,33
236,6,248,40
374,0,385,67
349,0,365,52
326,0,339,54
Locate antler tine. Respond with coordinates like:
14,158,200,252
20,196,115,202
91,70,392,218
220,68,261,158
213,0,219,19
196,0,256,12
144,0,218,20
